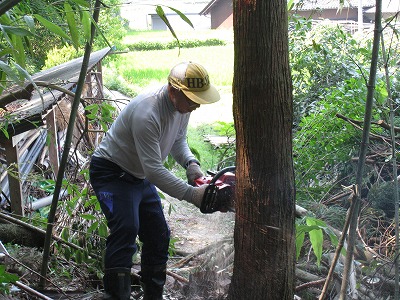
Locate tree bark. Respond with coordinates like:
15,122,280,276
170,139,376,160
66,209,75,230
0,223,44,247
228,1,296,299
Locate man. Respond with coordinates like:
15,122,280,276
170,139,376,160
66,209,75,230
89,61,220,299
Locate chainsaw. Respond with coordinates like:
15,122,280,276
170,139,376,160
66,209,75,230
194,166,236,214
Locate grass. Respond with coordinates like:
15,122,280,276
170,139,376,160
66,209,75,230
104,45,234,94
104,29,234,95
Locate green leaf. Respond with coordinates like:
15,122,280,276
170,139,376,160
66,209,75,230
155,6,180,49
167,6,194,28
0,24,15,49
2,25,33,37
287,0,294,10
75,250,83,263
80,213,96,221
23,15,35,32
61,228,70,241
0,61,22,85
306,217,324,266
12,35,26,68
71,0,90,7
65,2,79,49
34,14,70,40
99,221,108,237
0,265,18,284
296,230,305,260
14,63,42,101
81,9,91,41
0,48,13,57
64,247,71,261
87,221,98,234
87,13,112,48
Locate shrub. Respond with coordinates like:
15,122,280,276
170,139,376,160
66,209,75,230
125,38,226,52
43,45,83,69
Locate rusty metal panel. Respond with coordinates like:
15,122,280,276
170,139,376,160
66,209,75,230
0,47,112,140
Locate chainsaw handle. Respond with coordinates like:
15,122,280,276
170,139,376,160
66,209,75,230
209,166,236,185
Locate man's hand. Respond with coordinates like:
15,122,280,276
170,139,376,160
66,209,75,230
186,163,204,186
189,184,208,209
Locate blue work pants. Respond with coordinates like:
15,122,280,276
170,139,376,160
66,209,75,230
89,156,170,269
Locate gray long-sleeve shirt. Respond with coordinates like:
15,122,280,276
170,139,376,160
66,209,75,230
93,85,196,200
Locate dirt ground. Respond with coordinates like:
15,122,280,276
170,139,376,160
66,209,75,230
159,196,235,300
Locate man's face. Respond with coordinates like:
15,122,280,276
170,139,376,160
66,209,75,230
169,86,200,114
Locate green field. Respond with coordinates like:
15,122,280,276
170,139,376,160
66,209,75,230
104,30,234,96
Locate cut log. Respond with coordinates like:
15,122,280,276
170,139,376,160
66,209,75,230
0,223,44,247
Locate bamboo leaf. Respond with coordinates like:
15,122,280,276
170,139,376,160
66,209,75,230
23,15,35,32
14,63,43,104
81,9,91,41
156,5,180,49
99,221,108,237
87,13,112,48
70,0,90,8
167,6,194,28
80,214,96,221
0,48,13,57
61,227,70,241
0,24,15,49
34,14,70,40
64,2,79,49
287,0,294,10
87,221,98,234
12,35,26,68
0,61,22,85
2,25,33,37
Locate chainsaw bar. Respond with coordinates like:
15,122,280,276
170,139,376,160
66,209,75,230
200,166,236,214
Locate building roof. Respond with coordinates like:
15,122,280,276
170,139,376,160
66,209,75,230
200,0,219,15
200,0,379,15
365,0,400,13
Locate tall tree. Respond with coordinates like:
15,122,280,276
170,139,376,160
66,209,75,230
228,0,296,299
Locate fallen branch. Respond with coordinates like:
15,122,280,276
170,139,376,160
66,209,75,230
295,278,326,292
336,113,399,144
5,253,71,299
166,270,189,284
170,238,232,269
14,281,54,300
319,186,356,300
0,212,100,259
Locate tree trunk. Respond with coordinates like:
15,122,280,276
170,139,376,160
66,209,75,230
228,1,295,299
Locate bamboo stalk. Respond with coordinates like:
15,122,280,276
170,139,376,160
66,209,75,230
339,1,382,299
39,0,102,288
319,187,356,300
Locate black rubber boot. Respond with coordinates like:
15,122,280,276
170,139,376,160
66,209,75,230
103,267,131,300
139,264,167,300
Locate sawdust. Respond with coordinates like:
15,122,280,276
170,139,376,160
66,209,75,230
162,196,235,300
163,195,234,255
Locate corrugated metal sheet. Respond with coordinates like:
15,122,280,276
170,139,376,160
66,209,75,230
0,47,112,139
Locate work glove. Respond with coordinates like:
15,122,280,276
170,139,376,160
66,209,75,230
189,184,208,209
186,163,204,186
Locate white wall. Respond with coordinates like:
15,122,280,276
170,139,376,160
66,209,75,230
120,1,210,30
151,14,211,30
